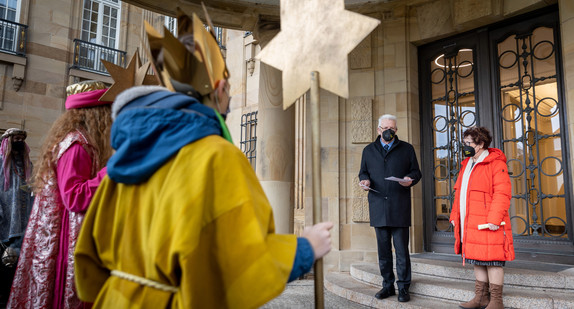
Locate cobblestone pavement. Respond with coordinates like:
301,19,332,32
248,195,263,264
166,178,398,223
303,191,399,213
260,279,370,309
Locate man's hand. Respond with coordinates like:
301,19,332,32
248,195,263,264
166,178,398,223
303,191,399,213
399,176,413,187
302,222,334,260
359,180,371,191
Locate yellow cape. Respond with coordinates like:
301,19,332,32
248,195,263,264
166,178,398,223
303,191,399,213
75,135,297,308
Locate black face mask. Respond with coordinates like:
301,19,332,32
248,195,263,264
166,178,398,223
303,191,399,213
220,106,230,121
12,141,25,152
382,129,395,142
462,145,475,157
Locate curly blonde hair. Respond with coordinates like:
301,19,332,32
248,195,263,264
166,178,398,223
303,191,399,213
33,106,113,193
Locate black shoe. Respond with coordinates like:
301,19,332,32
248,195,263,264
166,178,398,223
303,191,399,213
398,288,410,302
374,287,395,299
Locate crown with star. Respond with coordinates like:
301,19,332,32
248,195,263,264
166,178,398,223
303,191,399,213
144,6,229,96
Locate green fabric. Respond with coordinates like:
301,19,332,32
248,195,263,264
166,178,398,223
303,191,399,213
214,110,233,143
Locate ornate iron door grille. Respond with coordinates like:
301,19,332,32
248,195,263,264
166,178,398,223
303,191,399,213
430,48,477,233
496,25,570,240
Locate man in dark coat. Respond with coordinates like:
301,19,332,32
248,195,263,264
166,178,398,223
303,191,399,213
358,114,421,303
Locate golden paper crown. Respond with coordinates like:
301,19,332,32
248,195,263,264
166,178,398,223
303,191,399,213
145,7,229,96
66,80,107,96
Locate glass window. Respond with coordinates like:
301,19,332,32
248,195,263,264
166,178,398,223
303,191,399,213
0,0,18,22
498,26,567,239
81,0,120,48
430,48,477,232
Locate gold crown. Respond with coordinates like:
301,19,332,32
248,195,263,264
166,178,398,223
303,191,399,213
66,80,107,96
145,7,229,96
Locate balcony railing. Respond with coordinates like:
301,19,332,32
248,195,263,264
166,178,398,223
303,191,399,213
72,39,127,75
0,18,27,56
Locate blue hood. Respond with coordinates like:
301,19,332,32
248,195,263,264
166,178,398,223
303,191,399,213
107,89,222,184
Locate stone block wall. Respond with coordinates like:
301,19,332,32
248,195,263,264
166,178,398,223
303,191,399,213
0,1,164,163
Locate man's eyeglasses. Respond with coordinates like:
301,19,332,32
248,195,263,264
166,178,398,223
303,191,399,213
378,126,396,131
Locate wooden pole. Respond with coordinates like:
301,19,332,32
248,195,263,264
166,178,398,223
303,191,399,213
310,71,324,309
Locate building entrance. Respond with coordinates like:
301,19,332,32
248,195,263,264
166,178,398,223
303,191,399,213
419,9,574,258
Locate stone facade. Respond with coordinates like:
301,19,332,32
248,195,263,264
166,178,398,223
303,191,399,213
0,0,166,162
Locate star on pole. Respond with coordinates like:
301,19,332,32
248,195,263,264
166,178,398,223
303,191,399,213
257,0,380,109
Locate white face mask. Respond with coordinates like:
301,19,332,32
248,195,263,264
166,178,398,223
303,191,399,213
214,93,229,120
214,86,231,119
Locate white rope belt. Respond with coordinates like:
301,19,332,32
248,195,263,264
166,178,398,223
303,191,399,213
110,270,178,293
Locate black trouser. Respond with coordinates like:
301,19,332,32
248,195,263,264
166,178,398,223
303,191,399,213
374,226,411,290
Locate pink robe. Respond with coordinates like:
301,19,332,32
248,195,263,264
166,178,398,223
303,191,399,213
8,130,106,309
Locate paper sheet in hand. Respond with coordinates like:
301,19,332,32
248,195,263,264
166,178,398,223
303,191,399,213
359,183,380,193
478,221,506,230
385,176,406,182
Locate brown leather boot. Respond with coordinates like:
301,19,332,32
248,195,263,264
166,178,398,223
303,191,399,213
485,283,504,309
459,280,490,309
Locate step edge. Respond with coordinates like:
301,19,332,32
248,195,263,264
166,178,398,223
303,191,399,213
347,269,574,304
350,262,574,291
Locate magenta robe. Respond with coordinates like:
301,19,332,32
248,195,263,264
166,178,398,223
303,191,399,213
8,130,106,309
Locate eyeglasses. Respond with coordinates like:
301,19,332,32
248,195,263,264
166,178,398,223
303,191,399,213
463,140,475,146
378,126,397,131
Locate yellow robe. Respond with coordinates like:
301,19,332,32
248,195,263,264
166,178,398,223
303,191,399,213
74,135,297,308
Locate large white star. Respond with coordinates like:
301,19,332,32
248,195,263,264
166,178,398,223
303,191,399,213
257,0,380,109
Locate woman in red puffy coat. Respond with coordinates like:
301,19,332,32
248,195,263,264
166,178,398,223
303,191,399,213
449,126,514,309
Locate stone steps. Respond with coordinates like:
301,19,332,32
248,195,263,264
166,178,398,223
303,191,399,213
325,272,459,308
352,259,574,292
325,254,574,308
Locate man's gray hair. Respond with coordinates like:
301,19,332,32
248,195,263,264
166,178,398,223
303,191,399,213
378,114,397,126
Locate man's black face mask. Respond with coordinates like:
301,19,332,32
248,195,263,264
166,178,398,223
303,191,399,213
382,129,395,142
12,141,25,152
221,106,230,121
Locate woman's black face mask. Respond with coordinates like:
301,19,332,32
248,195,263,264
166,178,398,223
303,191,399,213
382,129,395,142
462,144,475,157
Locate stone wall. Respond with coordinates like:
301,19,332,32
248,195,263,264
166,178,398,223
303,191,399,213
0,0,77,161
0,1,164,163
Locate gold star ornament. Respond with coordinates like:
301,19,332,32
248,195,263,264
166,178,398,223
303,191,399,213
99,51,158,102
257,0,380,109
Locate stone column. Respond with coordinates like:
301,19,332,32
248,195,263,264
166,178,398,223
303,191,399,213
255,61,295,234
